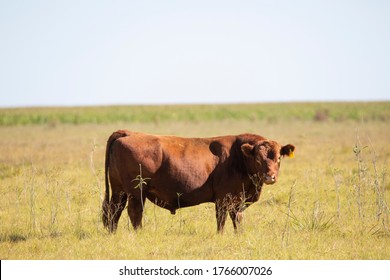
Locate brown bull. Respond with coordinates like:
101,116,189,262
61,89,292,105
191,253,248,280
102,130,295,233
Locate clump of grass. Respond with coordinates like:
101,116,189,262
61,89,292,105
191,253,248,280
0,232,27,243
292,201,335,232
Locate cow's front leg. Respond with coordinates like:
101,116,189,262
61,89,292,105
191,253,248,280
215,200,228,233
229,210,244,233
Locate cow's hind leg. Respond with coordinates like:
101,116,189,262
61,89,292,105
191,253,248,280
107,191,127,232
127,195,146,230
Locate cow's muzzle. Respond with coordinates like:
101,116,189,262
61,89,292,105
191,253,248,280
264,174,276,185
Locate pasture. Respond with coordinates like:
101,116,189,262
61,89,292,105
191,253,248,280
0,102,389,259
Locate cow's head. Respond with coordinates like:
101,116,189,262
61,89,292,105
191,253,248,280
241,140,295,185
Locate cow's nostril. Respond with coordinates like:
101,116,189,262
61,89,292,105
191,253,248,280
265,174,276,184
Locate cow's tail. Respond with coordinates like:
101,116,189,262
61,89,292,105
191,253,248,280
102,130,129,229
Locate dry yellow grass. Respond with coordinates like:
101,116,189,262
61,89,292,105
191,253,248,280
0,107,389,259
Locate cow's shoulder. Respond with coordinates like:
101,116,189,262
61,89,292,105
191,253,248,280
207,135,234,161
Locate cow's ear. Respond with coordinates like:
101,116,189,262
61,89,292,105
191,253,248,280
241,143,254,158
281,144,295,158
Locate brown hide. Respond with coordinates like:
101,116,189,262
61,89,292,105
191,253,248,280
102,130,295,233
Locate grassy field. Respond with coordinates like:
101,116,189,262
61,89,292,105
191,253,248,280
0,102,389,259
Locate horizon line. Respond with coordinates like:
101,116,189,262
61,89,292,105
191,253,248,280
1,99,389,110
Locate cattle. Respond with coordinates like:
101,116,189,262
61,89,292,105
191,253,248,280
102,130,295,233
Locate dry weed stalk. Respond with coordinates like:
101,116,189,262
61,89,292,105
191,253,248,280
281,180,296,247
353,131,389,236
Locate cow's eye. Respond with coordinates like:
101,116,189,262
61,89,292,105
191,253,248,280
268,150,275,160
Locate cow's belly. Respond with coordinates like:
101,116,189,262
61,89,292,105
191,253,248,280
147,165,215,211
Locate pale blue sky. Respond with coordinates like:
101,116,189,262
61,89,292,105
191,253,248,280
0,0,389,107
